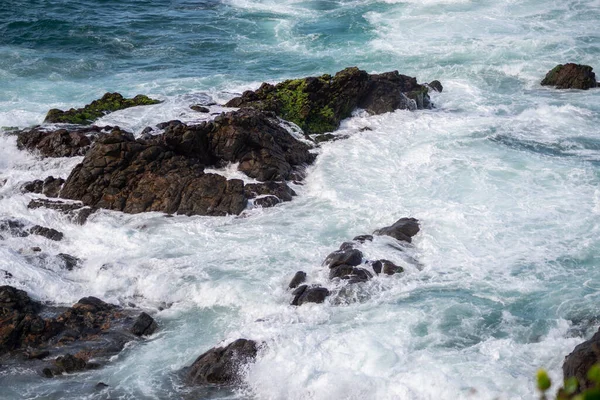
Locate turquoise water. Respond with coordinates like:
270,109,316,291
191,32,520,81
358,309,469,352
1,0,600,399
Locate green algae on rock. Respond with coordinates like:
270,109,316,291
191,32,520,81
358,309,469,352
226,67,436,135
541,63,598,90
44,92,161,125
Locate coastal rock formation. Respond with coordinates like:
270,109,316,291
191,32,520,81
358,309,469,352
373,217,420,243
226,67,435,135
60,109,314,216
541,63,598,90
563,327,600,392
44,92,161,125
27,199,96,225
185,339,259,385
22,177,65,198
0,286,157,377
15,126,101,158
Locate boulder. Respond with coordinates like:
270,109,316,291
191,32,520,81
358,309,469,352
291,285,330,306
22,176,65,198
57,253,81,271
130,312,158,336
323,249,363,269
190,105,210,113
185,339,258,385
373,217,420,243
29,226,64,241
244,181,296,202
16,127,95,158
541,63,598,90
45,92,161,125
288,271,307,289
226,67,436,134
563,327,600,392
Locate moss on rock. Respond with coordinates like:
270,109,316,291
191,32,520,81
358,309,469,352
45,92,161,125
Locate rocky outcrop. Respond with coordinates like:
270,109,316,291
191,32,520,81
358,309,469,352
60,109,314,216
15,126,102,158
22,176,65,198
541,63,598,90
563,327,600,392
225,67,436,135
0,285,158,377
185,339,259,386
28,199,96,225
44,92,161,125
373,217,420,243
0,219,65,241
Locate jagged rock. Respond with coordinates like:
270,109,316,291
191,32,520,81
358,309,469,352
45,92,161,125
323,249,363,269
57,253,80,271
15,125,113,158
373,217,420,243
22,176,65,198
28,199,96,225
253,196,281,207
29,226,64,241
288,271,307,289
190,105,210,113
0,219,29,237
541,63,598,90
379,259,404,275
428,80,443,92
226,67,435,134
0,285,158,376
185,339,258,386
563,327,600,393
291,285,330,306
130,312,157,336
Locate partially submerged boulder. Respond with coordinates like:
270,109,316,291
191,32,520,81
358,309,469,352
563,327,600,393
28,199,96,225
185,339,258,386
373,217,420,243
45,92,161,125
22,177,65,198
541,63,598,90
226,67,436,135
0,285,158,377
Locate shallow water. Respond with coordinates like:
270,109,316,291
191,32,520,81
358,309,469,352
1,0,600,398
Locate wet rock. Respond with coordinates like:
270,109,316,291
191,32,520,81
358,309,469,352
1,270,13,279
95,382,109,389
130,312,157,336
156,120,183,130
290,285,307,306
329,265,372,282
323,249,363,269
244,181,296,202
226,67,436,134
380,259,404,275
28,199,96,225
373,217,420,243
43,353,88,377
57,253,81,271
353,235,373,243
339,242,355,251
253,196,281,208
329,264,354,280
185,339,258,386
541,63,598,90
563,327,600,392
29,226,64,241
22,177,65,198
45,92,161,125
371,260,383,274
288,271,307,289
293,286,330,306
428,80,444,92
16,126,101,158
190,105,210,113
0,219,29,237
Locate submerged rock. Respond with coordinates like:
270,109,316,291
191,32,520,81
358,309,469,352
29,225,64,241
373,217,420,243
185,339,258,386
541,63,598,90
563,327,600,393
226,67,436,134
44,92,161,125
0,285,158,376
28,199,96,225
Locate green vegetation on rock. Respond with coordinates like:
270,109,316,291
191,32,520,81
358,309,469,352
537,365,600,400
44,92,161,125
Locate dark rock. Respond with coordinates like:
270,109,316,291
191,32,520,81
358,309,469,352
371,260,382,274
185,339,258,386
329,265,372,282
57,253,81,271
323,249,363,269
31,247,42,252
563,327,600,392
290,284,308,306
329,264,354,280
28,199,96,225
379,259,404,275
226,67,435,134
27,350,50,360
156,120,183,130
130,312,157,336
294,286,330,306
244,181,296,202
22,180,44,194
314,133,337,143
95,382,109,389
428,80,444,93
346,267,373,284
373,217,420,243
1,270,13,279
339,242,355,251
45,93,161,125
190,105,210,113
24,177,66,198
16,126,98,158
44,353,88,377
29,226,64,241
288,271,307,289
253,196,281,208
353,235,373,243
541,63,598,90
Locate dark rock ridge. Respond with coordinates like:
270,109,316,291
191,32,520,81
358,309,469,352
22,176,65,198
16,125,114,158
541,63,598,90
563,327,600,393
59,109,314,216
44,92,161,125
287,217,420,306
28,199,96,225
0,285,157,377
0,219,65,241
185,339,259,386
226,67,438,135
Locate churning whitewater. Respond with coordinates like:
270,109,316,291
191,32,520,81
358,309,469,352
1,0,600,399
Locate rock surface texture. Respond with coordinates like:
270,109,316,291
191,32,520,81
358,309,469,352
226,67,435,135
541,63,598,90
44,92,161,125
563,327,600,393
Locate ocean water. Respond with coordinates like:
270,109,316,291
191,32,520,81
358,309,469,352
1,0,600,399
